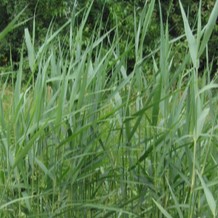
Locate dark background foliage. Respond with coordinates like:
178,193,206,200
0,0,217,73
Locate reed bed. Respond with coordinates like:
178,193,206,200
0,0,218,217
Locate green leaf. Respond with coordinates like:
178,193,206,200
195,107,209,139
0,7,26,41
12,122,47,168
199,0,218,57
166,178,183,218
197,171,216,216
152,76,162,126
153,199,173,218
179,0,198,69
25,28,35,73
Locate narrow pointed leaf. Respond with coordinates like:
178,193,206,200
197,171,216,216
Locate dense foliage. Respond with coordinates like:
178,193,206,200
0,0,73,65
0,1,218,216
0,0,217,72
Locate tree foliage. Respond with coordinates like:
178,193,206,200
0,0,217,72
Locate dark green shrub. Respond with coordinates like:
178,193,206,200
0,0,74,66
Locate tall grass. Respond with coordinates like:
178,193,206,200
0,0,218,217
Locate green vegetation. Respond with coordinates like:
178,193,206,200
0,0,218,217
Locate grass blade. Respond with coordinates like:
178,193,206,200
0,7,26,41
199,0,218,57
25,28,35,73
179,0,198,69
197,171,216,217
153,199,173,218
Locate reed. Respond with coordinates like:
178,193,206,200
0,1,218,217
